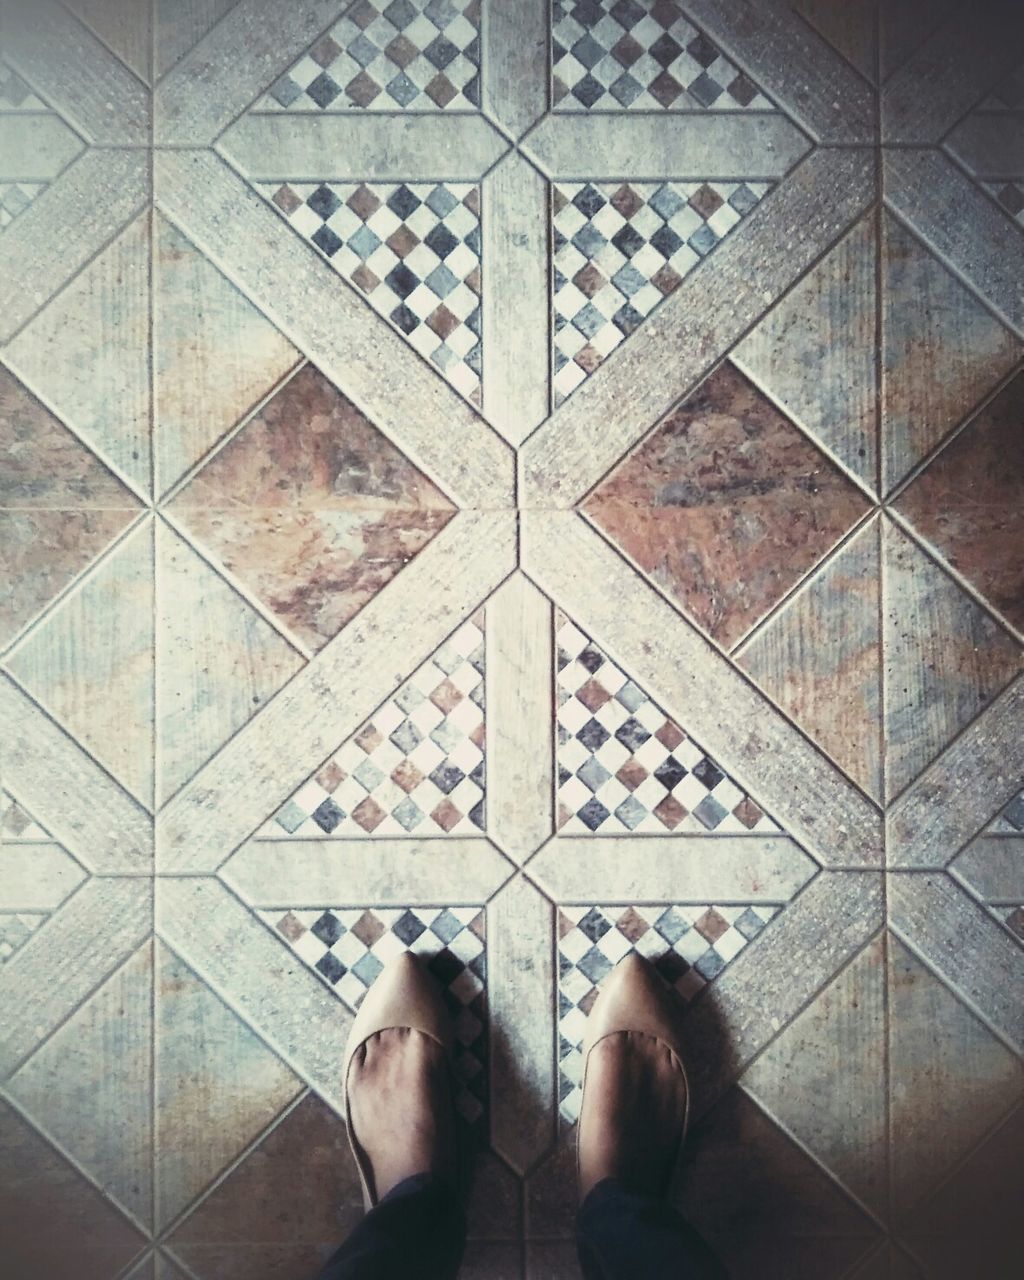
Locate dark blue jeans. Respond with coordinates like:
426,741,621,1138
316,1173,726,1278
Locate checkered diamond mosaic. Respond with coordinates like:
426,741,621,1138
264,180,482,405
262,905,488,1127
986,788,1024,834
556,613,780,835
552,180,769,401
984,181,1024,227
265,613,485,837
556,902,780,1121
257,0,480,112
0,912,47,963
0,792,50,840
0,182,46,231
552,0,774,111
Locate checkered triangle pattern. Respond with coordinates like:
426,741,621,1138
0,792,51,840
0,183,47,232
556,613,779,834
261,905,488,1128
557,902,780,1121
984,181,1024,226
266,612,485,837
0,912,47,963
996,906,1024,939
552,179,769,401
552,0,775,111
986,788,1024,833
264,180,482,405
0,61,48,110
257,0,481,112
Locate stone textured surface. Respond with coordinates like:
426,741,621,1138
1,4,1021,1275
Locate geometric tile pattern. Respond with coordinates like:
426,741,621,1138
0,791,49,840
0,182,46,231
261,905,488,1129
0,61,46,110
256,0,481,112
552,180,769,401
0,912,47,963
989,788,1024,833
551,0,774,111
556,613,779,834
267,613,485,836
264,182,482,404
985,180,1024,225
556,902,780,1121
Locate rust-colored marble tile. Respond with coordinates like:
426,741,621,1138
0,366,137,508
739,520,883,800
673,1087,879,1278
0,509,136,648
171,365,456,652
883,520,1023,800
881,212,1022,493
584,361,870,651
897,368,1024,634
167,1092,362,1278
0,1097,146,1280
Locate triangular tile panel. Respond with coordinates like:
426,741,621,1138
259,905,487,1131
987,787,1024,834
984,179,1024,225
6,521,156,808
0,791,51,840
170,363,455,653
0,60,84,186
6,212,152,491
67,0,154,82
261,181,482,405
155,0,238,78
0,61,48,110
738,521,883,801
882,521,1023,800
253,0,481,112
0,181,47,231
263,611,485,836
0,912,48,963
556,902,780,1122
7,943,154,1226
156,522,306,806
584,361,869,649
0,789,88,916
551,1,776,110
555,611,780,835
552,179,769,402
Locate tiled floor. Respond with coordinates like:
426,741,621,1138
1,1,1023,1277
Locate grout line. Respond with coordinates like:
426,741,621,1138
152,0,246,90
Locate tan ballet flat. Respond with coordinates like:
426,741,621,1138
343,950,454,1210
577,951,690,1195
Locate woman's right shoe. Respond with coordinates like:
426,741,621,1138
576,952,690,1199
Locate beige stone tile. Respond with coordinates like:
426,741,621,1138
7,941,154,1228
887,932,1022,1219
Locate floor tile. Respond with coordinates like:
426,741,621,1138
556,901,781,1123
584,360,870,649
882,520,1023,800
153,213,302,496
742,935,887,1217
167,1092,362,1277
263,610,484,836
556,610,779,834
261,904,488,1135
881,211,1022,492
887,933,1022,1219
739,520,882,800
170,363,455,652
7,941,153,1227
460,1240,523,1279
66,0,153,81
791,0,876,81
552,179,769,401
896,368,1024,635
0,789,88,914
551,1,776,111
154,939,304,1230
155,0,237,79
672,1086,880,1278
261,181,483,405
0,59,84,195
0,1096,146,1280
156,521,305,805
256,0,481,113
732,212,877,491
4,210,151,492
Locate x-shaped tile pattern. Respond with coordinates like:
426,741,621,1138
1,2,1022,1276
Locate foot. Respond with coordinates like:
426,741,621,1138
348,1026,456,1200
577,1029,688,1201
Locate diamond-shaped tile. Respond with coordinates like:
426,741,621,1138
170,364,455,652
584,361,870,648
264,611,485,836
260,906,488,1134
262,182,482,405
552,179,769,401
255,0,481,112
556,611,780,834
551,1,775,111
556,902,780,1122
897,368,1024,634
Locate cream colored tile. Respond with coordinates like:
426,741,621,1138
66,0,153,82
0,842,87,911
155,0,237,78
